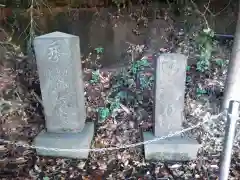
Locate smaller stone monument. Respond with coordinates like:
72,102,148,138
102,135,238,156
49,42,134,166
33,31,94,159
143,53,200,161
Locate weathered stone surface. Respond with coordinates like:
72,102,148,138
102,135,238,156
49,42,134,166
143,132,201,161
33,122,94,159
33,31,95,159
143,53,200,161
154,53,187,137
33,31,86,133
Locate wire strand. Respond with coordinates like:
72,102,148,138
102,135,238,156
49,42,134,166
0,112,224,153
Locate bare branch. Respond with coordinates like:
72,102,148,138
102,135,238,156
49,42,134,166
204,0,232,17
190,0,209,29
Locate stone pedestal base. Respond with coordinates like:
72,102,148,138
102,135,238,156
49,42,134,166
33,122,95,159
143,132,201,161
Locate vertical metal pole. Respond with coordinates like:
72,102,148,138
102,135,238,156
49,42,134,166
219,100,239,180
222,1,240,110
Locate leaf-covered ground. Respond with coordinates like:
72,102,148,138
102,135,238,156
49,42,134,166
1,3,240,180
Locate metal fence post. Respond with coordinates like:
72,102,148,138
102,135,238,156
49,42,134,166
222,1,240,111
219,100,240,180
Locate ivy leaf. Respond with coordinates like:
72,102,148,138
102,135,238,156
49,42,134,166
214,58,225,67
203,28,215,37
196,88,207,95
131,66,137,74
186,76,191,82
186,66,190,71
204,42,213,61
139,59,150,67
90,70,100,84
196,60,209,72
0,101,11,116
98,107,110,122
116,91,131,100
95,47,104,54
109,98,120,112
43,177,50,180
130,59,150,74
203,28,211,34
139,75,148,89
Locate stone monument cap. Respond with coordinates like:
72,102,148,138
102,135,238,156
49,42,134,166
34,31,78,39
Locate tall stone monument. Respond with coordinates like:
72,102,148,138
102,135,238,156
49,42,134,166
33,31,94,159
143,53,200,161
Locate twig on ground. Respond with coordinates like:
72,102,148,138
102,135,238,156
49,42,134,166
0,41,16,46
120,103,131,114
15,91,23,102
30,90,43,106
0,28,9,39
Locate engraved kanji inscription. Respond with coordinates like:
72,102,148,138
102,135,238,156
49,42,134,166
34,32,87,133
47,40,61,62
154,54,187,137
160,59,179,76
